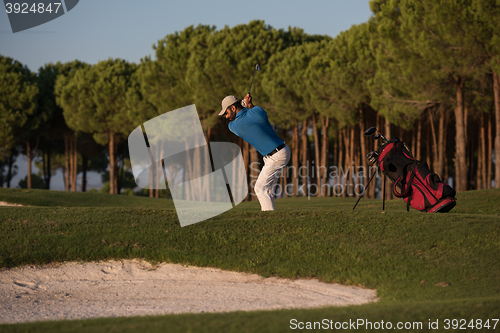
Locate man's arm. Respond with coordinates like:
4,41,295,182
243,93,254,109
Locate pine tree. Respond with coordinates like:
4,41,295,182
0,55,38,187
57,59,136,194
370,0,486,192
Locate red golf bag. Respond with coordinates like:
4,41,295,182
377,138,456,213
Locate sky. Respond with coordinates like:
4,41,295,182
1,0,374,72
1,0,374,190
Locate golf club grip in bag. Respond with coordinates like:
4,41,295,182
376,138,456,213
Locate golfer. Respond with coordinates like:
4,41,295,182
219,94,290,211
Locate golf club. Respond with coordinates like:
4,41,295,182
352,167,378,210
248,63,260,95
241,64,260,108
367,151,379,164
365,126,389,143
377,133,389,143
364,126,377,136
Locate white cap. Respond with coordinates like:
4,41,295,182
219,95,239,116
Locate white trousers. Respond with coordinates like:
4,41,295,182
254,144,291,211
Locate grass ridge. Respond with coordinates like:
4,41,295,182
1,187,499,331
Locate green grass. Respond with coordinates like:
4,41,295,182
1,187,499,332
3,298,500,333
0,188,173,209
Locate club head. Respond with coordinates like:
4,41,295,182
256,64,260,71
374,134,381,140
364,126,377,136
367,151,379,164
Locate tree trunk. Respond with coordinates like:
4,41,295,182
416,118,422,161
183,141,191,200
426,127,431,168
71,137,77,192
46,145,51,189
301,119,308,196
337,126,343,197
487,111,493,189
26,141,32,189
120,156,127,196
468,131,475,190
411,125,416,159
42,147,47,189
477,118,483,190
341,126,354,198
65,133,70,191
69,138,74,191
333,122,339,196
320,116,330,197
494,71,500,188
444,154,449,184
384,118,392,200
480,111,487,190
82,154,88,192
109,131,116,194
7,149,15,188
281,127,288,198
155,147,160,198
292,124,299,197
385,118,391,139
443,115,449,183
312,114,321,195
359,110,367,198
369,115,380,199
192,143,200,201
149,163,154,198
429,112,440,176
341,127,348,197
114,138,119,194
437,112,446,179
349,125,355,197
454,78,468,192
354,126,360,197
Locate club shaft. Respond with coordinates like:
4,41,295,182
376,130,389,143
352,168,378,210
248,68,257,94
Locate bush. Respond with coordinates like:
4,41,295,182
100,182,110,194
122,188,135,196
18,174,45,189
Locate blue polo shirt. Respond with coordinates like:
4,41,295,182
229,106,284,156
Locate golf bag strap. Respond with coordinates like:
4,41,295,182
393,171,415,198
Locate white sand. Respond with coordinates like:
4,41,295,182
0,201,23,207
0,259,378,324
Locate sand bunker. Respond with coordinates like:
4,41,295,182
0,201,23,207
0,260,378,324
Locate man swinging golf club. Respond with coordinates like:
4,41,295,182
218,93,290,211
